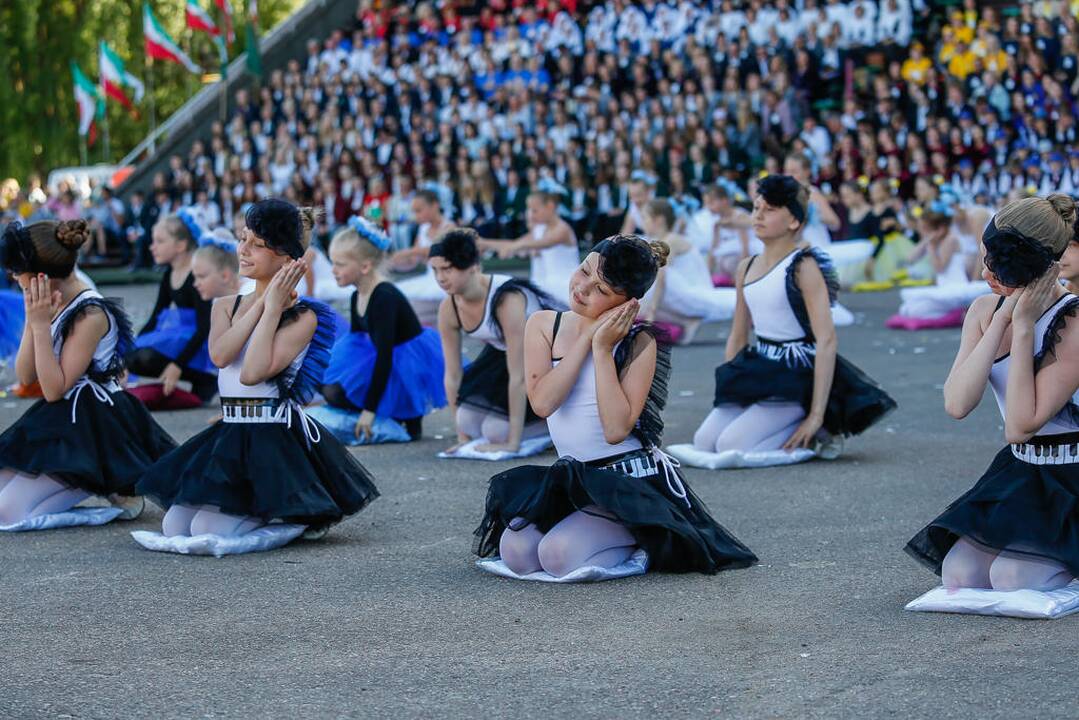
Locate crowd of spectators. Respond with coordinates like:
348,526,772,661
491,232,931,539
4,0,1079,270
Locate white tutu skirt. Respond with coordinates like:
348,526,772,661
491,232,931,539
899,281,989,319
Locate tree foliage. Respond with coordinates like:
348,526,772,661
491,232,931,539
0,0,302,182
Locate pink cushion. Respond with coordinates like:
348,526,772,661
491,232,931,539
886,307,966,330
127,384,204,410
712,273,735,288
651,321,684,344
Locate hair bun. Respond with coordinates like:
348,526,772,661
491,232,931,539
649,240,670,269
55,219,89,251
1047,193,1078,230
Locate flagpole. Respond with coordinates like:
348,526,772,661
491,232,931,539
100,75,112,164
147,55,157,154
79,134,88,167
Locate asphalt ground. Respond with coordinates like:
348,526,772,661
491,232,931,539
0,285,1070,719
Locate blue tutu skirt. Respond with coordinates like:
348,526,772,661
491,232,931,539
323,328,447,419
0,290,24,361
134,307,215,374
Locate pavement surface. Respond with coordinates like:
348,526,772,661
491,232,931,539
0,285,1070,719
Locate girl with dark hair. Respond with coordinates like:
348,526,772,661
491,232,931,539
688,175,895,463
0,219,175,527
136,200,379,548
126,211,216,409
907,195,1079,592
474,234,757,579
321,216,446,442
435,228,558,454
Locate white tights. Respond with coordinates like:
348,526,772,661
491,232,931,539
693,402,806,454
456,407,547,445
942,537,1074,592
499,505,637,578
0,468,91,526
162,504,264,537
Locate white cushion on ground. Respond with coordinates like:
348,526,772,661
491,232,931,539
905,583,1079,619
130,524,307,558
476,548,649,582
0,506,123,532
306,405,411,445
438,436,553,461
831,302,855,327
666,443,816,470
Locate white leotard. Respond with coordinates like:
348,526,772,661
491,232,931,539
459,274,541,352
529,223,579,303
52,289,121,391
742,250,806,341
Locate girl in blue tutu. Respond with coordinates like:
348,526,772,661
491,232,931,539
321,216,446,441
0,283,24,366
126,212,215,408
136,200,379,541
0,219,175,525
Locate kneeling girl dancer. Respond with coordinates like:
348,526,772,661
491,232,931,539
126,212,216,405
0,220,175,524
436,228,557,454
474,235,757,577
907,195,1079,591
321,216,446,441
137,200,379,539
693,175,896,456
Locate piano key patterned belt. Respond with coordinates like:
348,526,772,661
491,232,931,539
1011,432,1079,465
220,397,288,424
590,447,692,509
756,336,815,369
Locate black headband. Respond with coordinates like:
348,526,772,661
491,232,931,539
0,222,35,274
592,235,658,299
245,199,305,259
757,175,807,224
982,217,1064,288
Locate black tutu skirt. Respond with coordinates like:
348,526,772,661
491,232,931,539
458,345,540,423
906,445,1079,577
0,389,176,497
712,346,896,436
474,451,758,574
136,411,379,530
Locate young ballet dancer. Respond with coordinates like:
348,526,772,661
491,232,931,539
0,220,175,525
906,208,968,286
639,198,735,344
393,189,455,324
907,195,1079,592
492,183,580,304
191,231,242,303
0,282,23,366
321,216,446,441
125,212,215,408
474,234,757,577
435,228,557,454
692,175,896,459
136,200,379,541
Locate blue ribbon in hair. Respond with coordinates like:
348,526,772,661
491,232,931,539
348,215,392,252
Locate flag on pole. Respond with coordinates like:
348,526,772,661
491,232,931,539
186,0,220,37
71,61,101,143
215,0,235,44
245,0,261,78
144,3,202,73
99,42,145,110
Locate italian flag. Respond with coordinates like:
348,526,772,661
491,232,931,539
71,61,101,142
215,0,235,44
186,0,220,36
144,3,202,73
99,42,145,110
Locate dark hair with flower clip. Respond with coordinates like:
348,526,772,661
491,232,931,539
590,234,670,300
244,199,317,259
757,174,810,225
0,219,88,278
983,194,1076,288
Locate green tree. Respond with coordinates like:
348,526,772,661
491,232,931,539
0,0,301,183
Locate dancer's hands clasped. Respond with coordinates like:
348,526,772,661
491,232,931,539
264,260,306,313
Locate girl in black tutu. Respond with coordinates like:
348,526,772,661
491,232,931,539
321,216,446,441
0,219,175,525
474,234,757,577
435,228,557,454
691,175,895,458
907,195,1079,591
136,200,379,540
126,211,215,409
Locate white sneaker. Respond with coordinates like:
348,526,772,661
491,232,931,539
301,526,328,541
108,495,145,521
